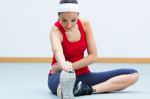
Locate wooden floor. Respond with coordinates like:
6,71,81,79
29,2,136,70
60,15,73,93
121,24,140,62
0,63,149,99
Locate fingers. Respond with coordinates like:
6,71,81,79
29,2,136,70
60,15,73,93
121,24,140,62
51,63,63,72
66,61,73,71
62,61,73,72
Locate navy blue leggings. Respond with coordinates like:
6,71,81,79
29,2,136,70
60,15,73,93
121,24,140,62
48,68,138,94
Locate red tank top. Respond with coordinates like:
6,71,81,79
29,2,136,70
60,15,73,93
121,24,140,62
51,19,90,76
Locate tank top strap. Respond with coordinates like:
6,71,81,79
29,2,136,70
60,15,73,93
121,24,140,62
77,19,86,37
54,21,68,41
55,21,65,32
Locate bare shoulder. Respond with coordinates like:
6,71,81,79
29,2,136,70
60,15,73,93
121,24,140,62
51,25,61,34
50,25,62,41
78,17,91,33
79,17,90,27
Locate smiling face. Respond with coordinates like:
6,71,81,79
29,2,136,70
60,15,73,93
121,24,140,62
58,12,79,30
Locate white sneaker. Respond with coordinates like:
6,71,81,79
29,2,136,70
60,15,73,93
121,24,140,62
60,70,76,99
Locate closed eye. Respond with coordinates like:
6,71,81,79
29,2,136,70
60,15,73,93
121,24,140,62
61,19,67,22
71,19,77,22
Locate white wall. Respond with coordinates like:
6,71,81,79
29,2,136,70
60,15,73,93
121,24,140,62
0,0,150,58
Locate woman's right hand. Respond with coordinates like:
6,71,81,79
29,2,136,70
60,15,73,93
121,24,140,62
61,61,74,72
50,63,62,73
51,61,74,73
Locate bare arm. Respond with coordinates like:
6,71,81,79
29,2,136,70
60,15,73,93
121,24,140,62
50,26,73,72
72,19,97,70
50,27,66,71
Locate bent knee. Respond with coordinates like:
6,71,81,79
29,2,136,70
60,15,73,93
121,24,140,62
127,73,139,85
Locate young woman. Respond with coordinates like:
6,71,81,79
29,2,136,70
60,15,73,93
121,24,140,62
48,0,139,99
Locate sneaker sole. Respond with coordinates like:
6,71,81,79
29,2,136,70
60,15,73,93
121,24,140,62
60,70,76,99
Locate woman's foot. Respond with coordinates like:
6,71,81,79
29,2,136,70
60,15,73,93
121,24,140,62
60,70,76,99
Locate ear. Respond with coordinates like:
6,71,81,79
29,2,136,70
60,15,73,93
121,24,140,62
58,13,61,21
58,17,60,21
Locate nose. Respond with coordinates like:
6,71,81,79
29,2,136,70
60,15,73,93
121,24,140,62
66,22,72,29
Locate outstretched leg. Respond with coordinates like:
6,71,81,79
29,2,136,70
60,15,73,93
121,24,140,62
57,70,76,99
